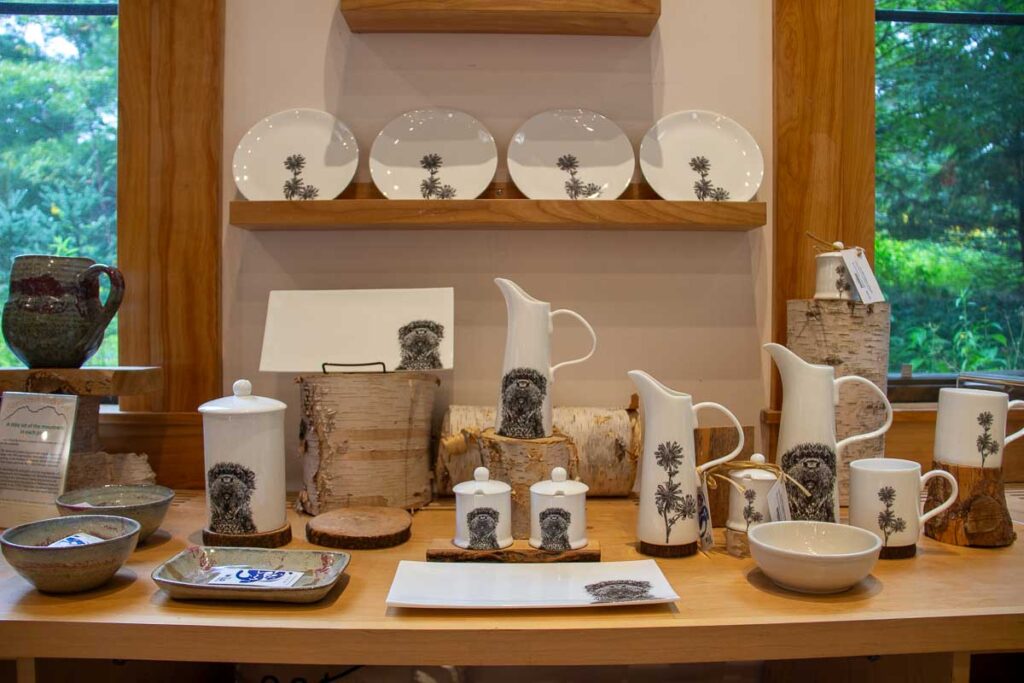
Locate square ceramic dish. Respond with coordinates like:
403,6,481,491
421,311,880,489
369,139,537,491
153,546,350,603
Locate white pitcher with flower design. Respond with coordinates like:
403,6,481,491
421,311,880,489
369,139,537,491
629,370,745,557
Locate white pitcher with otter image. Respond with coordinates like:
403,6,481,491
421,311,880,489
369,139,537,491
494,278,597,439
764,343,893,523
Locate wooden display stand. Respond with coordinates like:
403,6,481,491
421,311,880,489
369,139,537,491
924,461,1016,547
463,428,579,540
426,539,601,563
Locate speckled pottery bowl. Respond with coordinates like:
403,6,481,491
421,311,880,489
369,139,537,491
0,515,140,593
56,485,174,542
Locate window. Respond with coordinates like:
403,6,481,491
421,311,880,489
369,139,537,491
875,1,1024,382
0,0,118,367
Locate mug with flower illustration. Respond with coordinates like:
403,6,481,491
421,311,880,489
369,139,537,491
934,388,1024,469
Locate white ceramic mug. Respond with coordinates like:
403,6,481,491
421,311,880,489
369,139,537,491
934,388,1024,469
849,458,958,558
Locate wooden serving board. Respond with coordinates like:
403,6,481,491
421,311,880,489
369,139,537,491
426,539,600,563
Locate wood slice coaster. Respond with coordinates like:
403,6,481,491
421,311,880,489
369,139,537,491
879,544,917,560
306,506,412,549
639,540,698,558
426,539,601,563
202,523,292,549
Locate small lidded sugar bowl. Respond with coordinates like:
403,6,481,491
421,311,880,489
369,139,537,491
814,249,859,301
529,467,589,551
726,453,776,533
453,466,513,550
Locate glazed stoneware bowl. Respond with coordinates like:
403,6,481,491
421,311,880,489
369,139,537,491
56,484,174,542
747,521,881,594
0,515,140,593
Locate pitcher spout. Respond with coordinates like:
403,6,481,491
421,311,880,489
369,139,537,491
763,343,815,387
628,370,685,409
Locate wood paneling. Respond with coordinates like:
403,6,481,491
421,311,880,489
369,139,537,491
772,0,876,407
98,410,204,489
117,0,224,413
339,0,661,36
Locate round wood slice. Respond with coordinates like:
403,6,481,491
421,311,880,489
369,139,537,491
879,544,916,560
202,523,292,548
306,507,412,549
639,540,698,558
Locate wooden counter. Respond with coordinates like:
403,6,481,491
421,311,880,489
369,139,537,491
1,493,1022,667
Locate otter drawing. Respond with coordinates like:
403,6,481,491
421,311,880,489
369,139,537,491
780,442,837,522
538,507,572,551
497,367,547,439
207,462,257,534
585,579,654,604
395,320,444,371
466,507,500,550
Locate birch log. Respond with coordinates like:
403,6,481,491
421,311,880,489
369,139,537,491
467,429,579,539
436,405,638,496
787,300,890,505
296,372,439,515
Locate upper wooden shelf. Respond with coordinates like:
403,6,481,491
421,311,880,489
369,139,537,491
230,183,766,232
339,0,661,37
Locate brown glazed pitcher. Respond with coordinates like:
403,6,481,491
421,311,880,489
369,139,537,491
2,255,124,368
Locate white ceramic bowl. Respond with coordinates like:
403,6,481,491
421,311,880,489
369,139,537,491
747,521,881,594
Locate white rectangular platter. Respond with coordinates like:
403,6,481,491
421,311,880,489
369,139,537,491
386,559,678,609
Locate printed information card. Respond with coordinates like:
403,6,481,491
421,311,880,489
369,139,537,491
0,391,78,528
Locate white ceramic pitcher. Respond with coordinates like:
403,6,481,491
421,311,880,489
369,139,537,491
629,370,745,557
764,343,893,523
494,278,596,439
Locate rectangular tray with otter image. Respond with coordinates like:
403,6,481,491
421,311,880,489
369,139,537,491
386,559,678,609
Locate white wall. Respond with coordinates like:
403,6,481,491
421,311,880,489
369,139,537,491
222,0,773,488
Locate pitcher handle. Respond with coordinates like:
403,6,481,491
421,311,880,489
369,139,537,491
77,263,125,338
1004,400,1024,446
693,402,745,474
549,309,597,375
834,375,893,458
919,470,959,526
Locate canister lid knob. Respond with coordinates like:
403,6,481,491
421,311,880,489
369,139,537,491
473,466,490,482
233,379,252,397
751,453,765,465
551,467,567,483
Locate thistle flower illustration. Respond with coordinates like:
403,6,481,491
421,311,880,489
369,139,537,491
977,411,998,466
283,177,304,200
282,153,319,200
742,488,763,531
418,153,454,199
654,441,684,476
420,153,443,173
556,154,579,173
876,485,906,547
653,441,695,543
689,155,729,201
557,153,601,199
689,156,711,175
437,184,457,199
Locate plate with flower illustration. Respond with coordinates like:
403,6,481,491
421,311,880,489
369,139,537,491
385,559,678,609
507,109,634,200
370,109,497,200
233,109,358,201
639,110,763,202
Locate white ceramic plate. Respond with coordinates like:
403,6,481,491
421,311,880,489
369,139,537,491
640,110,764,201
507,109,634,200
370,108,497,200
233,109,358,201
386,559,678,609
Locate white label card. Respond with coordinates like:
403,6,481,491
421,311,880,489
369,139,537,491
767,479,792,522
208,568,304,588
49,533,105,547
697,476,714,550
840,248,885,304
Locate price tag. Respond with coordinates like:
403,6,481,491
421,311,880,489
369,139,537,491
49,533,105,547
767,479,791,522
697,475,714,550
208,568,304,587
840,248,885,304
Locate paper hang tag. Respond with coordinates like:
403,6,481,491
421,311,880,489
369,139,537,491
208,568,304,587
697,476,714,551
767,479,791,522
49,532,105,547
840,248,885,304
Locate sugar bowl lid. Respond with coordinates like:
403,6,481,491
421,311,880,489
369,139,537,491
728,453,777,482
198,379,287,415
530,467,589,496
453,467,511,495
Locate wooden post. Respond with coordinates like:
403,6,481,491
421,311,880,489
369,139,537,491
925,461,1016,547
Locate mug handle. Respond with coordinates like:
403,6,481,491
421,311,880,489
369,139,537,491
549,309,597,375
919,470,959,526
1004,400,1024,446
834,375,894,458
693,402,745,474
77,263,125,335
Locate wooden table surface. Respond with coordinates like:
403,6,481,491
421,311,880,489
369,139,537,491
1,492,1022,666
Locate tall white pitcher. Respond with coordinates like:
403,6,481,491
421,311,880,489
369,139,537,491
494,278,596,439
629,370,744,557
764,343,893,523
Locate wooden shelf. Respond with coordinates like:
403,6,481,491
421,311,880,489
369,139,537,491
230,183,766,232
339,0,661,37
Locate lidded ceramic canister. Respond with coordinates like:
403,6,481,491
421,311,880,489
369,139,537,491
529,467,588,551
198,379,287,535
453,466,513,550
726,454,776,533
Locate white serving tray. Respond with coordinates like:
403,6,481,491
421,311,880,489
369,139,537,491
386,559,678,609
